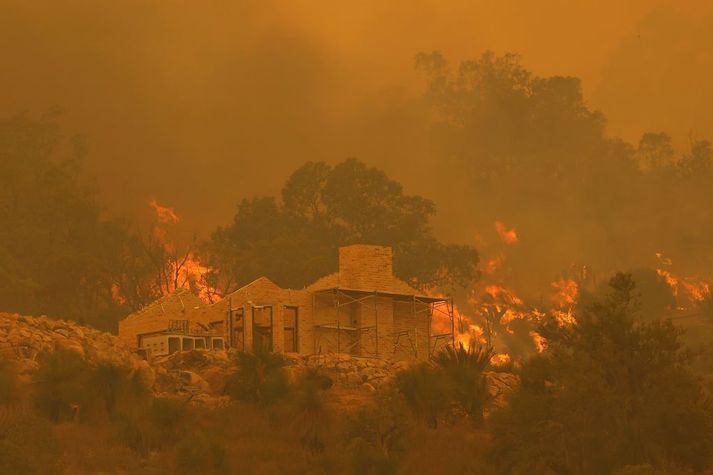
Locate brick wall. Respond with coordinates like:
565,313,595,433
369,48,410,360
338,245,393,291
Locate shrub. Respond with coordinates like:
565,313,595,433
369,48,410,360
175,431,229,474
0,413,60,474
395,363,448,428
289,368,332,453
32,349,93,422
0,359,17,404
347,385,410,464
226,350,289,404
115,396,189,455
433,343,493,425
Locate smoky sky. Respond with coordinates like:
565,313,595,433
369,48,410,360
1,0,712,249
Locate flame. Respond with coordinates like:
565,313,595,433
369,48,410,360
551,278,578,307
529,331,547,352
490,353,511,366
656,268,679,295
111,200,221,306
111,283,127,305
149,199,180,224
655,252,711,306
495,221,518,245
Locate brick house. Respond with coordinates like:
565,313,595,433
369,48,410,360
118,244,454,361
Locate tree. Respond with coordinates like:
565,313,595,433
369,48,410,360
0,112,137,330
203,158,479,292
489,273,713,474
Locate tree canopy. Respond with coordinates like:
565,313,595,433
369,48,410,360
203,158,479,292
489,274,713,474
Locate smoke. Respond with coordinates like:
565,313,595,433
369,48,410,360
1,0,712,301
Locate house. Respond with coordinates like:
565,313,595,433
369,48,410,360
118,244,455,361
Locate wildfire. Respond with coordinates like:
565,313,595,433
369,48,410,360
111,200,220,306
655,251,711,307
495,221,518,245
149,199,180,224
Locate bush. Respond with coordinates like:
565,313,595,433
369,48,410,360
32,349,93,422
226,350,289,404
115,396,189,455
433,343,493,425
0,413,60,474
0,359,17,404
395,363,448,428
347,385,410,465
289,368,332,453
175,431,229,474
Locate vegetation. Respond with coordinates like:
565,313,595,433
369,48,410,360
225,349,290,404
489,274,713,474
203,158,479,292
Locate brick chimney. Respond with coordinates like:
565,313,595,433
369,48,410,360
338,244,393,291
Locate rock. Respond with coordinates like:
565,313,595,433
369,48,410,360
362,382,376,392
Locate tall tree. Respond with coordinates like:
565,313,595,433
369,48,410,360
203,158,478,292
0,112,149,330
489,273,713,474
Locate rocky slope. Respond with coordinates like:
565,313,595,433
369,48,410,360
0,314,518,410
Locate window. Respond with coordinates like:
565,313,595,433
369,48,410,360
252,305,273,352
230,307,245,350
212,338,224,350
168,337,181,354
284,306,298,353
182,337,194,351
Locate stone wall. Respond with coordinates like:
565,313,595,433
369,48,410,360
118,289,204,348
338,244,394,291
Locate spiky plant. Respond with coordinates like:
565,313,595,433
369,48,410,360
433,342,493,425
226,349,289,404
290,368,332,453
395,363,448,429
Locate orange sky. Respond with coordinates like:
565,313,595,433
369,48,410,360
1,0,712,234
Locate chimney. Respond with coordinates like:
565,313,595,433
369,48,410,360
338,244,393,291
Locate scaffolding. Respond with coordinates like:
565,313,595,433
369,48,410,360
311,287,454,360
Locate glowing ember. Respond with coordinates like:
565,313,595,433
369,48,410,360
530,331,547,352
551,278,578,308
149,199,180,224
490,353,511,366
495,221,518,245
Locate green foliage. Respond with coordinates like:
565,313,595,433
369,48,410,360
226,350,289,404
395,363,448,428
348,437,399,475
32,349,93,422
0,359,17,404
175,431,230,474
115,396,189,455
433,343,493,425
289,368,332,453
489,273,713,474
204,158,479,292
0,414,60,474
347,386,411,462
32,350,152,424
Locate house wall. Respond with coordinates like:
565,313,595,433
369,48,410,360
392,300,431,361
338,245,393,290
118,291,204,348
219,278,313,354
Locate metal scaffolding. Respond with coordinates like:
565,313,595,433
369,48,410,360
311,287,454,360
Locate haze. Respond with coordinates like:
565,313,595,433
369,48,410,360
2,0,712,234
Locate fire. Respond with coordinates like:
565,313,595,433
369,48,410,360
655,252,711,307
149,199,180,224
490,353,511,366
112,200,220,306
495,221,518,245
529,331,547,352
551,278,578,307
